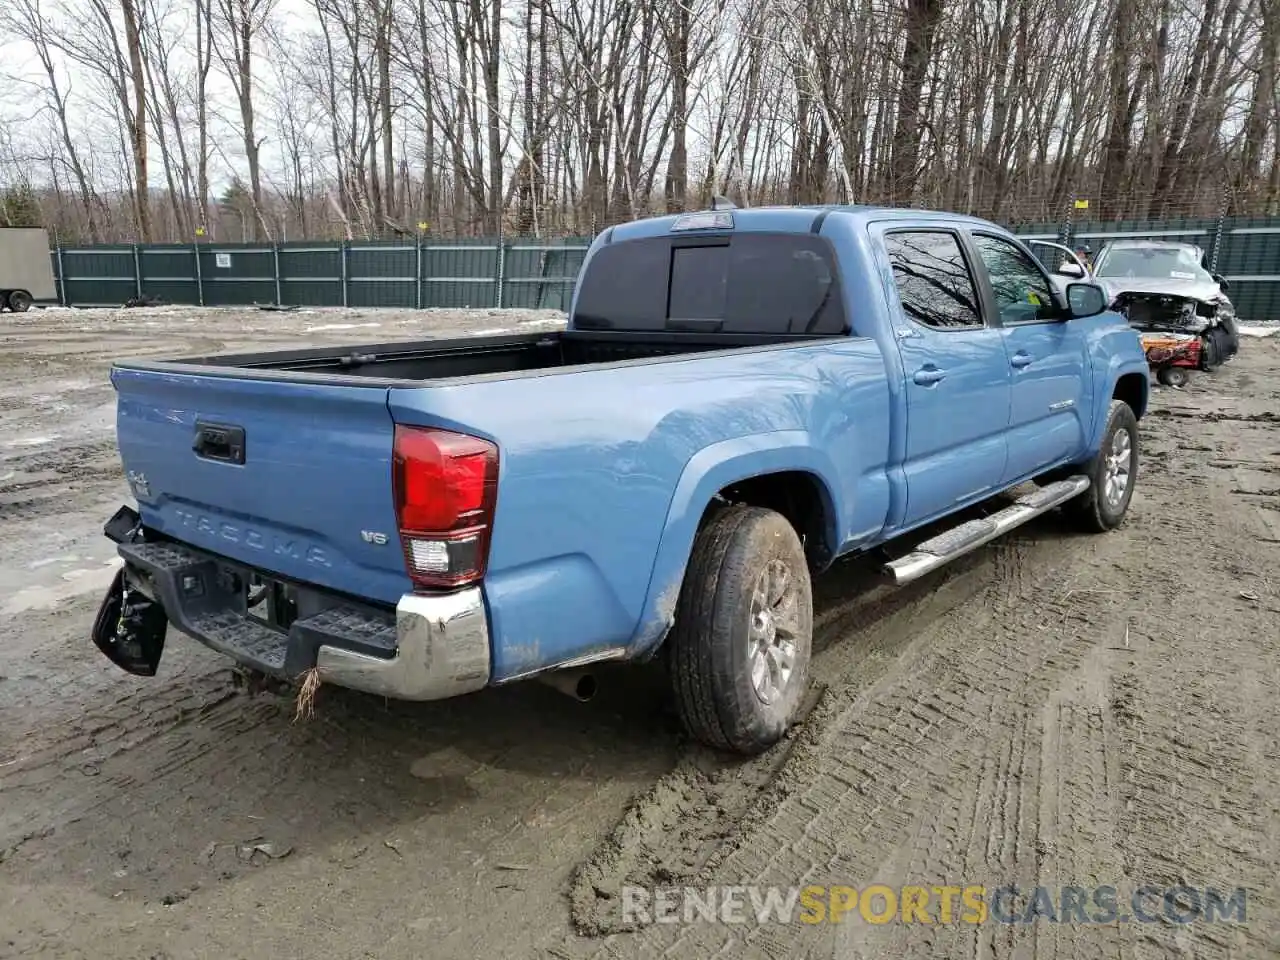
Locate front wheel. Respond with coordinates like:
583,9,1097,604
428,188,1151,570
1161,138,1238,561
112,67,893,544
666,505,813,755
6,290,32,313
1062,399,1139,533
1157,365,1190,389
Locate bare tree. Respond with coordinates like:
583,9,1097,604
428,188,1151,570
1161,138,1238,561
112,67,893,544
0,0,102,239
214,0,278,239
3,0,1278,239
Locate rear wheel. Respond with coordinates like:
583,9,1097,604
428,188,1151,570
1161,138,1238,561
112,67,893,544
666,505,813,755
1157,366,1190,389
1061,399,1139,533
6,289,32,313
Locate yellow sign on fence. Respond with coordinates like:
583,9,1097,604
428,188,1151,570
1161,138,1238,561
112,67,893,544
1074,199,1090,210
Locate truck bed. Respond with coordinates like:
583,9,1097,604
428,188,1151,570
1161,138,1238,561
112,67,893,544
120,329,826,384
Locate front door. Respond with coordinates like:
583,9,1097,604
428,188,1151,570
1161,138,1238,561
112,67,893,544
968,232,1091,483
879,227,1013,528
1026,240,1090,279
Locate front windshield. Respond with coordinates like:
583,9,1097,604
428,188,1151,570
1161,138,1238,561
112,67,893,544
1095,246,1213,282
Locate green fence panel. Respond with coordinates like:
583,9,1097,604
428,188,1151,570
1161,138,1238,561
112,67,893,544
421,241,500,309
278,245,342,306
1012,223,1065,242
502,241,591,310
1215,220,1280,322
139,246,198,304
48,249,62,304
348,243,416,308
197,245,276,306
1068,219,1218,253
45,222,1280,320
60,245,136,305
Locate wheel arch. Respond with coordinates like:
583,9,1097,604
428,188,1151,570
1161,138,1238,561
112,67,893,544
1112,370,1149,419
628,432,842,659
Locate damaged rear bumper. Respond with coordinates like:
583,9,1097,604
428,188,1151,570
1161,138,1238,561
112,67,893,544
95,506,491,701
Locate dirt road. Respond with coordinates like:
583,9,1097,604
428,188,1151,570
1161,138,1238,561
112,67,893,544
1,307,1277,959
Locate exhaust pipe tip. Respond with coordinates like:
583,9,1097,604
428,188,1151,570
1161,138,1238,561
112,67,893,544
574,672,598,701
536,667,598,702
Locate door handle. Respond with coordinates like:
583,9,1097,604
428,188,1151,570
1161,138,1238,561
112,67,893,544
1010,352,1034,368
913,366,946,385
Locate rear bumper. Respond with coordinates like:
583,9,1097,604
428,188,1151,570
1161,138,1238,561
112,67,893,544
112,530,491,701
317,591,490,700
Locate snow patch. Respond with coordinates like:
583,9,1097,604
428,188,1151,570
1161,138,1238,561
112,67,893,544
1238,324,1280,338
3,559,122,615
29,555,82,570
304,322,383,332
4,435,59,448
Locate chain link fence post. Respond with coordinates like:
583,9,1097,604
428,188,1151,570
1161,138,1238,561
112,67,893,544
340,240,349,308
272,243,282,306
193,239,205,306
132,244,143,299
495,224,506,309
415,233,423,310
1209,183,1230,273
55,234,67,306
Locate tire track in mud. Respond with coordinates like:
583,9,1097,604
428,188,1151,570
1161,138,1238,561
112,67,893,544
561,546,1003,939
562,530,1092,946
546,359,1280,959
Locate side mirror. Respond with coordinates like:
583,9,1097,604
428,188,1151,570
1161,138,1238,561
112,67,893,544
1066,282,1108,319
1213,274,1230,292
1057,262,1086,279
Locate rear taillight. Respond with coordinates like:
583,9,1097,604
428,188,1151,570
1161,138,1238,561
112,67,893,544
393,425,499,589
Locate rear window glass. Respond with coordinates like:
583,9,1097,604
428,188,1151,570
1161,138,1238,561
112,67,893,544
572,232,848,335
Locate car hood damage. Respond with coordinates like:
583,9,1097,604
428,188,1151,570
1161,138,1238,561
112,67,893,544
1100,278,1233,335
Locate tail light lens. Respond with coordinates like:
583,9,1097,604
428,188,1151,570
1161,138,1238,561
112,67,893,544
393,425,499,588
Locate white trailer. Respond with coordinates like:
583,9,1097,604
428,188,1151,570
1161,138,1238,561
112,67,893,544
0,226,57,311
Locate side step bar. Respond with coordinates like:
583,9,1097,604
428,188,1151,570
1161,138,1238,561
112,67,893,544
884,476,1090,586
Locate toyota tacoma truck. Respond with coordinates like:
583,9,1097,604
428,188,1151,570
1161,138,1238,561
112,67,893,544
91,204,1150,755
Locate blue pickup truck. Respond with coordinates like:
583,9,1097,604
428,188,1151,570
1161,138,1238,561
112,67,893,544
91,204,1149,754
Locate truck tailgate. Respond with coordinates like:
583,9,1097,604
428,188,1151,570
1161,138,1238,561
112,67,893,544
111,366,408,605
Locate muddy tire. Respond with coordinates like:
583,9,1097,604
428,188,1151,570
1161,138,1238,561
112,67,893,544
1062,399,1139,533
1157,366,1190,389
6,289,32,313
666,505,813,755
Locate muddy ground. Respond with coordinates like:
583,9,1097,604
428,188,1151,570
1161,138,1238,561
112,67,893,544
1,306,1278,960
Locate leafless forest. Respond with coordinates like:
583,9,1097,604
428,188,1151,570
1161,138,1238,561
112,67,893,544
0,0,1277,242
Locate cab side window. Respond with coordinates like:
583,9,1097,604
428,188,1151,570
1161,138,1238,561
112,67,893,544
971,234,1057,325
884,231,983,330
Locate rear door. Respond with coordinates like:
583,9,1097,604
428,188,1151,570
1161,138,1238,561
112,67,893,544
966,231,1091,483
876,226,1013,528
110,366,408,605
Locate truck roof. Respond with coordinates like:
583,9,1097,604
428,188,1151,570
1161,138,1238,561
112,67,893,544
601,204,1004,245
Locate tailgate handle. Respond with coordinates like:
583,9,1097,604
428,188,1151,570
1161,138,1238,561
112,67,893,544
193,421,246,464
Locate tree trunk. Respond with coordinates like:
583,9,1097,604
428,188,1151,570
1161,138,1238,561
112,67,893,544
121,0,151,240
890,0,944,204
